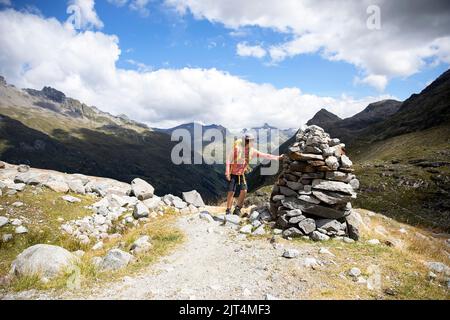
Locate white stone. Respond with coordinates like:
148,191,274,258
15,226,28,234
61,195,81,203
10,244,77,279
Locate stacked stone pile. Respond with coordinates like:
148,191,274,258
269,125,361,241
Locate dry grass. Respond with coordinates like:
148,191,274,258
0,187,184,293
290,209,450,300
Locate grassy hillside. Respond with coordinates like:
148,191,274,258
351,124,450,231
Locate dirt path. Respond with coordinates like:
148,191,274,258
3,210,327,300
73,212,321,299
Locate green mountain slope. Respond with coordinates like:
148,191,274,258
0,77,226,202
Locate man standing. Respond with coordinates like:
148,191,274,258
225,133,283,216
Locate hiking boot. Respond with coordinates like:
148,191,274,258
225,208,231,215
233,206,241,216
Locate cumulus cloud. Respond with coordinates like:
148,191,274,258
354,74,388,92
236,42,266,58
0,9,392,131
67,0,104,30
165,0,450,90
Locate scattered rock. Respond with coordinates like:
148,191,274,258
130,236,152,255
224,214,241,225
99,249,134,271
301,257,321,268
61,195,81,203
131,178,154,200
367,239,381,245
252,224,266,235
182,190,205,208
11,218,22,226
133,201,149,219
0,216,8,227
44,180,69,193
92,241,104,251
12,201,24,207
2,234,13,242
15,226,28,234
310,231,330,241
348,267,361,278
425,261,450,276
343,237,355,243
239,224,253,234
282,249,299,259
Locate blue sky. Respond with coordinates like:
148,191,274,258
1,0,449,129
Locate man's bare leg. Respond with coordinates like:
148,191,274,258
237,189,247,208
226,191,234,211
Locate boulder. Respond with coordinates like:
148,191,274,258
17,164,30,173
282,249,299,258
44,180,69,193
10,244,77,279
131,178,154,200
172,197,187,209
310,231,330,241
142,196,161,211
316,219,343,233
340,155,353,168
298,218,316,235
224,214,241,225
182,190,205,208
99,249,134,271
0,216,8,228
130,236,152,255
68,180,86,194
133,201,149,219
345,210,364,240
282,227,303,238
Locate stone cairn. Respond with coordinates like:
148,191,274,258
269,125,360,241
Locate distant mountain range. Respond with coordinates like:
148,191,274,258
248,68,450,191
0,76,226,201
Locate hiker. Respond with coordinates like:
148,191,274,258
225,133,283,216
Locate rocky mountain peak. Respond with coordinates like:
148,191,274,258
306,108,341,126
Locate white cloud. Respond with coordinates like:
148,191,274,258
236,42,266,58
107,0,150,16
67,0,104,30
0,0,11,6
0,9,392,131
107,0,128,7
165,0,450,91
354,74,388,92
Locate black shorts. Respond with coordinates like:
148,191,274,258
228,174,247,195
